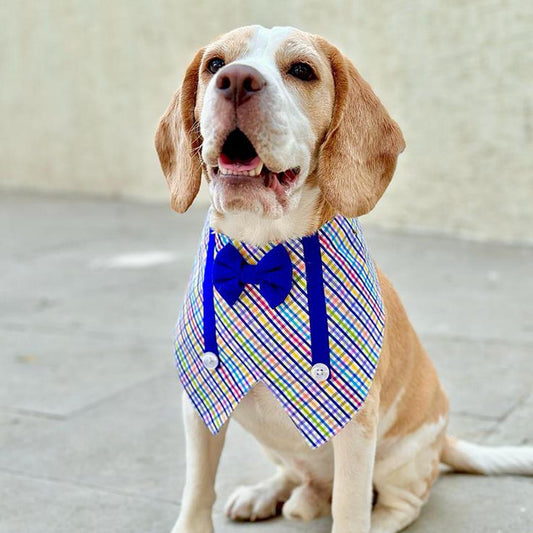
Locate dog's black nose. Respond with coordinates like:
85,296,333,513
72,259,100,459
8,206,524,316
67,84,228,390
215,64,266,106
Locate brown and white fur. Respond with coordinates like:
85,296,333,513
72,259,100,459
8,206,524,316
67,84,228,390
155,25,533,533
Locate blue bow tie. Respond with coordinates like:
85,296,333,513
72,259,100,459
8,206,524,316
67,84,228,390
212,243,293,308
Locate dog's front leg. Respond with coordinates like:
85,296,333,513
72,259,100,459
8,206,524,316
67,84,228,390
331,394,378,533
171,392,228,533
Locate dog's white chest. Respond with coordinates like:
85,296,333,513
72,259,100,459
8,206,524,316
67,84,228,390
233,383,335,481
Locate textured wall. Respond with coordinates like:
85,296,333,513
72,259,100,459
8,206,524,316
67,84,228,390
1,1,531,242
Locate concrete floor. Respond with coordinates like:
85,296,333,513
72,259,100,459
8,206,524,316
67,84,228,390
1,192,532,533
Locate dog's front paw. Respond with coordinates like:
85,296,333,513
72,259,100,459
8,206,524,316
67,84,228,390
225,484,284,521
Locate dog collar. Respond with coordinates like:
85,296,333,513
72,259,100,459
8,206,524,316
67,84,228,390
174,214,385,448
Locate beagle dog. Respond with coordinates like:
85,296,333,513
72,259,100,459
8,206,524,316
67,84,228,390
155,25,533,533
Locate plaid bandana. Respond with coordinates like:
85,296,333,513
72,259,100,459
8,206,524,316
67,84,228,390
174,215,385,448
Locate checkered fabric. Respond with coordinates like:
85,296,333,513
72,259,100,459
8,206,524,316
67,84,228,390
174,215,385,448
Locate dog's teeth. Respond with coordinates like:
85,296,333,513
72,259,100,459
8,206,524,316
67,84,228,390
219,165,231,175
217,163,263,177
249,161,264,177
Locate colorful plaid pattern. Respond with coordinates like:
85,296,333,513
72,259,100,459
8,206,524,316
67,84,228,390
174,215,385,448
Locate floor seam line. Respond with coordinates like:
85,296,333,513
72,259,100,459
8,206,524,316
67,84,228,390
0,467,181,507
63,370,173,419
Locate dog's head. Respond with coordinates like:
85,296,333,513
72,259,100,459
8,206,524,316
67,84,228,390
155,26,405,236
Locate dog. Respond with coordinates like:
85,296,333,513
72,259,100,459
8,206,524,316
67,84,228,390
155,25,533,533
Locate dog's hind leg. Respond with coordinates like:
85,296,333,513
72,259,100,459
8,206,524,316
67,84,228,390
282,481,331,521
370,422,445,533
370,490,425,533
370,482,428,533
224,468,297,521
171,392,228,533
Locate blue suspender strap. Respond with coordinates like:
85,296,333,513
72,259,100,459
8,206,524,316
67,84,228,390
202,230,219,360
302,233,331,379
203,229,329,376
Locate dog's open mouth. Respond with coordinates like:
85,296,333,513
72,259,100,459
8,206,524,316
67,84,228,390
211,129,300,193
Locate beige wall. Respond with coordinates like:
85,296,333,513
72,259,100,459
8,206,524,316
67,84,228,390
1,1,532,243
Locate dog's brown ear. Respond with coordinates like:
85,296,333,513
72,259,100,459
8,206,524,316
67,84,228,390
316,39,405,217
155,48,205,213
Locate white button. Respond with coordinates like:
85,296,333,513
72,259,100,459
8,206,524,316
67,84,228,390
202,352,219,370
311,363,330,382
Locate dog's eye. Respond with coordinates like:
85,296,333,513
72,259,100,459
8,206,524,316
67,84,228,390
288,62,316,81
207,58,225,74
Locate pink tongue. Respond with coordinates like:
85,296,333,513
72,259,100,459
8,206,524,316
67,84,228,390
218,153,261,172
